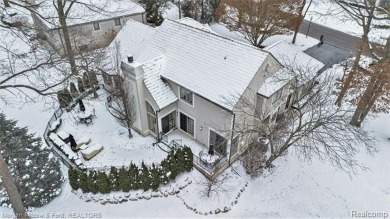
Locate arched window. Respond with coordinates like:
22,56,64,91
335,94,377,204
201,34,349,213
145,101,157,134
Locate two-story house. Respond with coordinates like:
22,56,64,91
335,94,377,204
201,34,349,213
28,0,145,53
102,18,324,179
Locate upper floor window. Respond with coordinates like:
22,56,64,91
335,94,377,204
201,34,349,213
93,22,100,30
272,88,282,103
114,18,121,26
180,86,193,106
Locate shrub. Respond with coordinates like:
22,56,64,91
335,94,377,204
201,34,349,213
68,147,193,194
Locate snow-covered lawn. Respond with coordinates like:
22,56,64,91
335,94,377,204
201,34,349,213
55,90,167,168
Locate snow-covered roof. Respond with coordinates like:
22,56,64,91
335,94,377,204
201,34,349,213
145,19,268,110
104,20,156,75
143,57,178,109
35,0,145,28
112,18,268,110
257,68,293,97
258,41,325,97
177,17,215,33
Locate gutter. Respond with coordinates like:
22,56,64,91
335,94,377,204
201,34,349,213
228,112,236,164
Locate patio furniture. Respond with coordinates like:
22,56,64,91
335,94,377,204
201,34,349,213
81,143,104,160
76,136,91,148
56,130,70,143
49,118,62,132
77,108,94,125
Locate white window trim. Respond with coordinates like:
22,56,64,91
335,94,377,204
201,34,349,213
178,86,194,107
178,110,196,139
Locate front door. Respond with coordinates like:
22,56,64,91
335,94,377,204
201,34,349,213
161,111,176,134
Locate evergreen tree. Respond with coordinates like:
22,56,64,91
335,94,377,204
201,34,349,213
88,70,99,87
0,113,62,207
128,163,139,190
118,166,130,192
150,163,160,190
77,77,85,93
68,168,80,190
109,166,119,191
79,172,89,193
95,171,110,194
83,72,92,90
69,82,79,98
57,88,73,108
86,170,98,194
140,161,151,191
183,146,193,171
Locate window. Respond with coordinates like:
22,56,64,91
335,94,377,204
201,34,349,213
180,87,193,105
93,22,100,30
146,101,157,134
114,18,121,26
209,130,227,155
180,112,194,137
272,88,282,103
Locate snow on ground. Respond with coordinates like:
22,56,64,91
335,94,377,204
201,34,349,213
2,109,389,218
307,0,389,44
57,90,167,168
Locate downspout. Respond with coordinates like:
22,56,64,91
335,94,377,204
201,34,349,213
228,112,236,165
156,108,161,142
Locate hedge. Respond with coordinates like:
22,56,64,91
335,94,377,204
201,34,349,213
68,146,193,193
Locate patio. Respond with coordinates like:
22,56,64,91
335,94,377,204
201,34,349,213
160,129,228,179
53,90,168,169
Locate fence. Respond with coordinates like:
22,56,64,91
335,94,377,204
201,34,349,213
43,107,80,170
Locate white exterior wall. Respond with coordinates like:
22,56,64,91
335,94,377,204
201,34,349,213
167,81,233,150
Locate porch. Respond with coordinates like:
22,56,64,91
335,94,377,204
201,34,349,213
159,129,229,180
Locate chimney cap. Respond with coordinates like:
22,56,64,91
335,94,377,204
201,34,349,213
127,55,133,63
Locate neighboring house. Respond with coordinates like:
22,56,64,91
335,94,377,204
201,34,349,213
103,17,324,179
28,0,145,52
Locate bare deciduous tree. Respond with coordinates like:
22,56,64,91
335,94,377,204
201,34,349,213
230,63,376,175
104,41,137,138
291,0,314,44
197,173,233,199
216,0,292,47
334,0,388,106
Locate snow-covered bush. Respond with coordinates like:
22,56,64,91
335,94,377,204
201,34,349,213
0,113,62,207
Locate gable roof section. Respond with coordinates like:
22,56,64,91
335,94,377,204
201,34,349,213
104,20,156,75
258,41,325,97
143,57,178,109
142,19,268,110
35,0,145,29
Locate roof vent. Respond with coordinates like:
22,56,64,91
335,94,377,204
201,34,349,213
127,55,133,63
